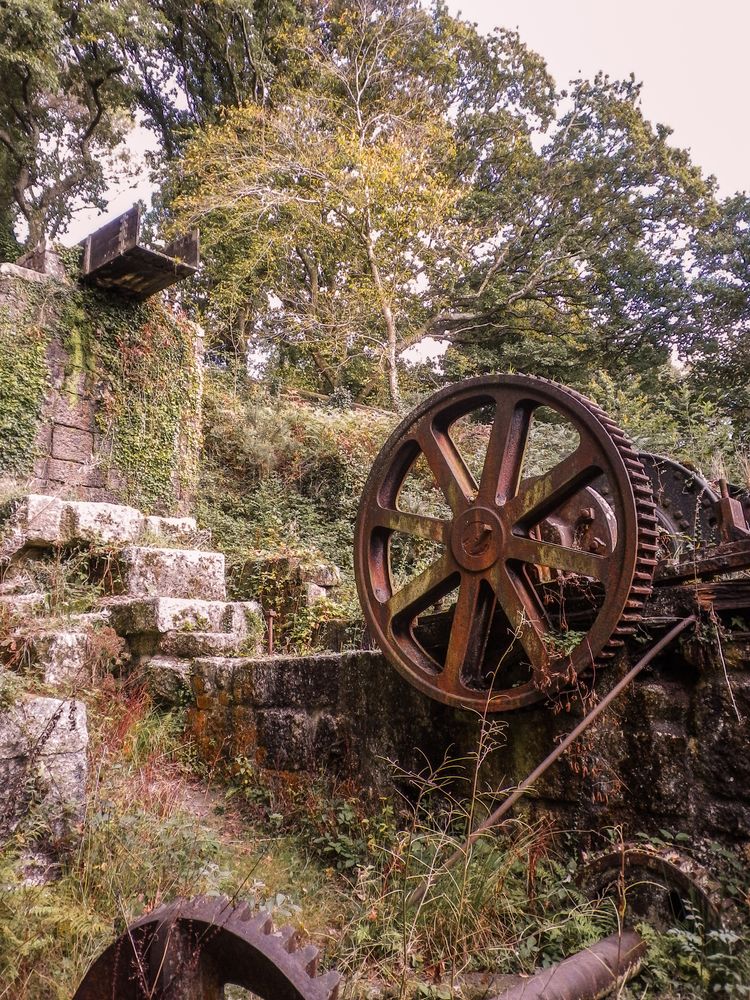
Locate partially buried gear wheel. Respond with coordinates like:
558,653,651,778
354,374,658,712
73,895,342,1000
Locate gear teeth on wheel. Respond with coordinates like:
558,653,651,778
534,376,658,674
298,944,321,974
355,372,659,712
73,896,344,1000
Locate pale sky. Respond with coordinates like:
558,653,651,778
449,0,749,196
65,0,748,243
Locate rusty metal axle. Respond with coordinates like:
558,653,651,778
495,930,646,1000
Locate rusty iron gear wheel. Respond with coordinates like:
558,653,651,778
578,843,730,932
354,374,658,712
72,895,342,1000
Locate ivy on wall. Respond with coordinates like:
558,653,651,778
0,283,53,476
62,289,201,511
0,267,201,513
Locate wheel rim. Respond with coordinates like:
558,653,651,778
73,896,342,1000
355,375,657,712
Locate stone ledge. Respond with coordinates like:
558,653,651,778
0,262,59,284
117,546,226,601
2,495,202,556
104,596,261,636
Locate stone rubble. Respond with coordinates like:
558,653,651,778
0,695,88,844
0,494,342,871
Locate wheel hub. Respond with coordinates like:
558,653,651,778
451,506,504,571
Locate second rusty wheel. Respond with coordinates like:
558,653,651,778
73,895,342,1000
354,375,658,711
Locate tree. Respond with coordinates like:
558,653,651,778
0,0,139,249
0,150,21,260
173,1,721,407
438,73,715,388
171,0,553,408
688,193,750,439
126,0,306,159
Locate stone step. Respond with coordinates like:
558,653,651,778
158,630,262,658
0,592,46,615
116,546,226,601
102,596,263,640
25,631,91,686
190,653,343,708
2,495,204,557
143,656,192,705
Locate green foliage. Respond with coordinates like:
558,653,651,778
0,276,199,508
170,0,474,407
630,920,750,998
0,151,21,261
689,193,750,439
21,546,103,618
0,0,141,247
586,369,746,481
0,691,329,999
125,0,306,158
0,286,51,475
197,369,393,646
59,287,200,511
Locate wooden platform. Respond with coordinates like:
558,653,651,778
80,206,198,300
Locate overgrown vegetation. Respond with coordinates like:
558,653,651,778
2,686,747,998
0,283,56,476
0,272,200,512
60,287,201,511
1,2,750,996
196,367,393,647
195,362,748,655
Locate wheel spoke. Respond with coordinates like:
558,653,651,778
415,423,477,514
488,563,551,672
386,552,456,620
439,574,495,693
505,446,600,528
507,534,611,582
478,395,533,504
371,506,451,544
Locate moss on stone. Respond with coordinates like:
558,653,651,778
0,272,200,512
0,284,52,475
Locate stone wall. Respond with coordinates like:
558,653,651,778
0,264,203,511
184,599,750,847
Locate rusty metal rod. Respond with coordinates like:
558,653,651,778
407,615,697,909
494,929,646,1000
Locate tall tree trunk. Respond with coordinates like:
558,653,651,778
0,198,19,262
364,235,402,412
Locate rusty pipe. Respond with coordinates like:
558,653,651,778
407,615,697,908
494,930,646,1000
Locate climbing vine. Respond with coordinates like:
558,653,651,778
60,289,201,511
0,266,200,512
0,282,54,476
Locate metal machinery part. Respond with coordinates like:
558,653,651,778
611,454,720,558
355,375,658,712
495,930,646,1000
73,895,341,1000
579,844,725,933
75,896,645,1000
625,452,750,555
